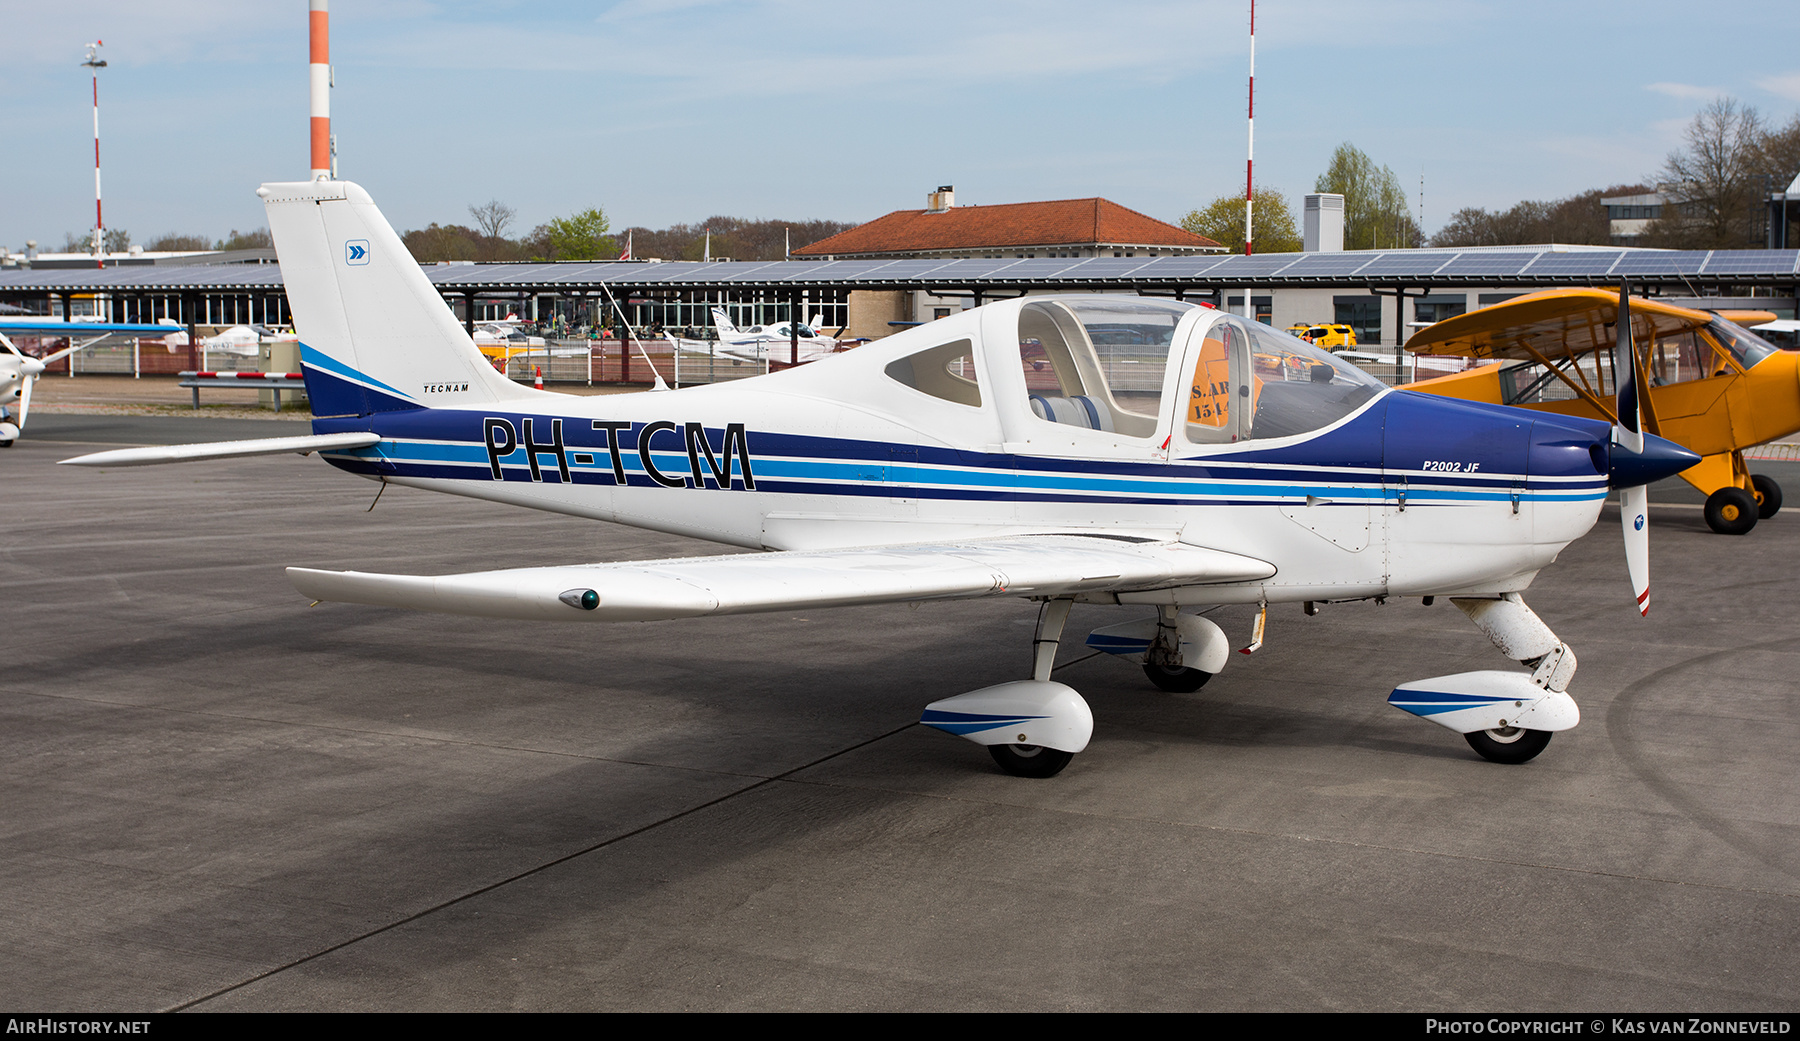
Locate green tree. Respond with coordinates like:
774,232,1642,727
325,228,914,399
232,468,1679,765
530,207,616,261
1180,188,1301,253
1314,143,1420,250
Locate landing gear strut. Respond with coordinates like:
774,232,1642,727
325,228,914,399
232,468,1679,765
919,598,1091,778
1387,594,1579,764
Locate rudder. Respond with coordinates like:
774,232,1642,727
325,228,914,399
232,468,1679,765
260,180,528,417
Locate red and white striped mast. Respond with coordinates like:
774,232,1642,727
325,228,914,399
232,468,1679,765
309,0,332,180
1243,1,1255,257
81,40,106,268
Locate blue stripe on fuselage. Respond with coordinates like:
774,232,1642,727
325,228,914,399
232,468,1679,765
312,390,1610,505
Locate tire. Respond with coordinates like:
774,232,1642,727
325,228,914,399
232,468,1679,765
1704,487,1759,535
1751,474,1782,519
988,743,1075,778
1464,727,1553,765
1142,663,1212,693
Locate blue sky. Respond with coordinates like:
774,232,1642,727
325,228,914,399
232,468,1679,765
4,0,1798,251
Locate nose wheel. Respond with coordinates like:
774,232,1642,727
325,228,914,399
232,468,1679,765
1142,663,1212,693
988,743,1075,778
1464,726,1553,764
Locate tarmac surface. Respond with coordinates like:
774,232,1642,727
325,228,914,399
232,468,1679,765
4,417,1798,1012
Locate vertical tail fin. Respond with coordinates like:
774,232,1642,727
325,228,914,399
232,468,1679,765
260,180,527,417
710,307,739,337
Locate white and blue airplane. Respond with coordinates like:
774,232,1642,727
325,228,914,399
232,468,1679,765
693,307,841,364
64,179,1698,776
2,319,184,445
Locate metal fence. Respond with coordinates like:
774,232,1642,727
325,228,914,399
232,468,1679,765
498,339,775,387
38,339,269,376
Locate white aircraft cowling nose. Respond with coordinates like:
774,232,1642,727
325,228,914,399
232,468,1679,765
62,179,1704,777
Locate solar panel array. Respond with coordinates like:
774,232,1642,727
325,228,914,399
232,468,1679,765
1,247,1796,297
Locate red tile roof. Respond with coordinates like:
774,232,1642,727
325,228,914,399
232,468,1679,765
792,197,1222,257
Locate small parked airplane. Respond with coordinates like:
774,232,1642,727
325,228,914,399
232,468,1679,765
192,323,298,359
63,181,1699,776
674,307,841,365
1,319,182,445
1406,289,1800,534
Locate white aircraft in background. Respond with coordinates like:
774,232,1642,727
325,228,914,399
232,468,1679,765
65,180,1699,777
667,307,841,365
158,323,300,361
1,319,180,445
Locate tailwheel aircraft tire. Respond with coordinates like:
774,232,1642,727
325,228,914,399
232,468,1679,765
988,743,1075,779
1464,727,1553,765
1751,474,1782,519
1704,487,1759,535
1142,664,1212,693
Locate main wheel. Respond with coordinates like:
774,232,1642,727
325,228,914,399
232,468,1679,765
1464,727,1553,764
1704,486,1758,535
988,743,1075,778
1142,663,1212,693
1751,474,1783,519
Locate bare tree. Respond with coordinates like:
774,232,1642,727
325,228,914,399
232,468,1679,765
1429,184,1649,247
1759,113,1800,190
468,200,516,241
1648,98,1767,248
145,233,211,252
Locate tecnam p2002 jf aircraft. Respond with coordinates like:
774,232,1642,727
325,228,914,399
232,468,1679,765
65,180,1699,777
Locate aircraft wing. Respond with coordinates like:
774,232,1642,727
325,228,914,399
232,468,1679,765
0,320,184,339
288,535,1277,623
1406,288,1713,360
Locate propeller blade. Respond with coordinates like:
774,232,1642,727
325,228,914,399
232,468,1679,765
17,370,32,430
36,343,85,367
1621,483,1649,615
1613,282,1642,454
1615,282,1649,615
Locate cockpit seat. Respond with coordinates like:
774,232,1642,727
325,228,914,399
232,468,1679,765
1029,394,1115,432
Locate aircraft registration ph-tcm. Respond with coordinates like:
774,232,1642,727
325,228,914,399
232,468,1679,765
62,179,1699,778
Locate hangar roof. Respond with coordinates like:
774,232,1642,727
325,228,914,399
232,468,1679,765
1,247,1797,297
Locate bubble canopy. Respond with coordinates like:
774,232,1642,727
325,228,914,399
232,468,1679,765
1005,296,1384,443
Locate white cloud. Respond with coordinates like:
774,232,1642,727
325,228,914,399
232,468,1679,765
1644,82,1724,101
1755,72,1800,101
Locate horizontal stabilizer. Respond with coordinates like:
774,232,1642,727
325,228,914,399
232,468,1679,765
59,432,380,468
288,535,1276,623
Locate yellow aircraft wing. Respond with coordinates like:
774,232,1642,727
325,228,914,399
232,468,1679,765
1406,288,1714,360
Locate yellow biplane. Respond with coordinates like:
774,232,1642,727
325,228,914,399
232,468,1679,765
1406,288,1800,534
